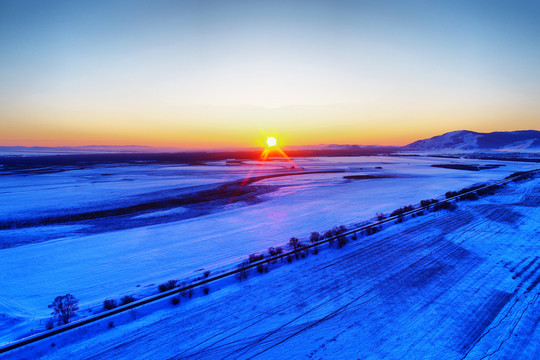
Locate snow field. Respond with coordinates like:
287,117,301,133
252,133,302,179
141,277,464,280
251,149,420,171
6,176,539,359
0,156,537,345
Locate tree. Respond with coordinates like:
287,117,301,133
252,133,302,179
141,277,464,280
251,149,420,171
310,232,320,243
289,237,302,259
289,237,301,250
236,260,250,281
48,294,79,324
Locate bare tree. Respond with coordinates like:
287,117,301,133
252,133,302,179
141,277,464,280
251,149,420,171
236,260,250,281
289,237,301,250
289,237,302,259
48,294,79,324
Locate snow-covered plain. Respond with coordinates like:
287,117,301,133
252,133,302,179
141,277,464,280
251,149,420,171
4,168,539,360
0,155,538,347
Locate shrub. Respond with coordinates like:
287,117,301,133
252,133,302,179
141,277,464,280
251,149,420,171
328,237,335,248
286,255,294,263
390,205,414,217
48,294,79,324
179,282,193,298
109,321,114,328
257,264,268,273
458,192,478,201
351,232,357,240
310,232,320,243
171,297,180,305
376,213,385,221
395,215,403,224
158,280,178,293
249,253,264,263
120,295,135,305
312,246,319,255
446,191,458,199
416,210,424,216
330,226,346,237
507,171,533,181
366,226,378,235
45,319,54,330
433,201,457,212
203,285,210,295
420,199,438,207
236,260,250,281
275,246,283,254
204,270,211,278
337,235,347,248
454,185,482,196
323,230,333,239
268,247,277,256
103,299,117,310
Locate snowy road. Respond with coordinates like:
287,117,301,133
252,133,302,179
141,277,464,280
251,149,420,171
8,176,539,359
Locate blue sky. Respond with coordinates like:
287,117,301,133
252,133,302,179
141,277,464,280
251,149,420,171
1,0,539,147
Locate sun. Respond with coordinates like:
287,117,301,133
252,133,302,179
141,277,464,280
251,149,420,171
266,137,277,147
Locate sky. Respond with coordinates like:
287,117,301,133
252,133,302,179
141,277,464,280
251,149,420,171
1,0,539,149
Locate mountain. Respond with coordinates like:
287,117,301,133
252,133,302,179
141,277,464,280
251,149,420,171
402,130,540,151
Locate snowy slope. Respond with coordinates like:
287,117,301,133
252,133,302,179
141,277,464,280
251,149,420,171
403,130,540,151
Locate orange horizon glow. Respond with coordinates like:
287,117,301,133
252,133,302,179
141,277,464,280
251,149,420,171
2,2,539,150
2,102,538,149
3,116,536,149
0,129,531,149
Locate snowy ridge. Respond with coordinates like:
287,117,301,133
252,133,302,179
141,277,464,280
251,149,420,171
403,130,540,151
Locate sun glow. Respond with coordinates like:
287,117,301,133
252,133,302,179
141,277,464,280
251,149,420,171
236,135,298,192
259,136,296,169
266,137,277,147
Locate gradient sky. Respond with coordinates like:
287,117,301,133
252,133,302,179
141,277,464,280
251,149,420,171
1,0,539,148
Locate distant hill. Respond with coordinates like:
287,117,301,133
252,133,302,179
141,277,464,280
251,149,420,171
402,130,540,151
2,130,539,157
0,145,185,156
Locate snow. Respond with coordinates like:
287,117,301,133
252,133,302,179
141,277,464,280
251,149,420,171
4,175,539,359
0,155,538,346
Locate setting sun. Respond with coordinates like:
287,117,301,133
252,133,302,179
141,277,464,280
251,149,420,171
266,137,277,147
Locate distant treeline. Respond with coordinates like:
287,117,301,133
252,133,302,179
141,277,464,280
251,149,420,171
431,164,503,171
0,148,397,171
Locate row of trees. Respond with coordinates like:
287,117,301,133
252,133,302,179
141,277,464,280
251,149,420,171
47,171,538,327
